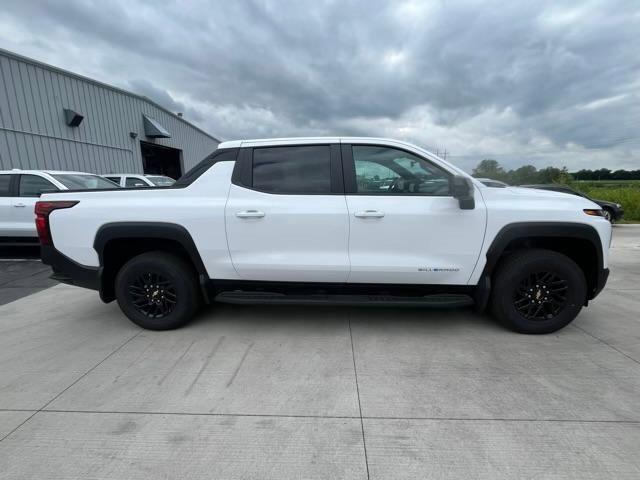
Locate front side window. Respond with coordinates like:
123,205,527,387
352,145,450,195
252,145,331,194
0,175,11,196
104,176,121,184
19,175,57,197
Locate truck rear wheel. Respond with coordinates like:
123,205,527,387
491,249,586,334
115,251,200,330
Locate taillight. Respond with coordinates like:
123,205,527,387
34,201,79,245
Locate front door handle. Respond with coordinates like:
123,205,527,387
354,210,385,218
236,210,265,218
13,203,26,208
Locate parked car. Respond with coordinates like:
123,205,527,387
0,170,119,243
38,137,611,334
520,184,624,222
103,174,175,188
477,178,509,188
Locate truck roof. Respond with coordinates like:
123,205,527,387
218,136,431,151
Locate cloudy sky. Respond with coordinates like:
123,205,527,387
1,0,639,172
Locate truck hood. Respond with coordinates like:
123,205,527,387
505,186,577,199
479,185,601,211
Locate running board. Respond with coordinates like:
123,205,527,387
215,291,474,308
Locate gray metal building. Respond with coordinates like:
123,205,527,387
0,48,220,178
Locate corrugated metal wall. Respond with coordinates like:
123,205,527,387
0,49,219,174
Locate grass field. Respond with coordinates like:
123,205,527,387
573,180,640,222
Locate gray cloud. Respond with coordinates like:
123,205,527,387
126,79,205,123
0,0,638,171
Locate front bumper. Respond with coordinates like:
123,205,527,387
41,245,101,292
591,267,609,300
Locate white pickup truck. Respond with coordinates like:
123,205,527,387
37,137,611,333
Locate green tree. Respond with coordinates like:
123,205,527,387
573,169,593,180
472,159,506,181
537,167,562,183
509,165,538,185
555,166,573,185
594,168,612,180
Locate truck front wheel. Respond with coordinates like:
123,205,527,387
491,249,587,334
115,251,200,330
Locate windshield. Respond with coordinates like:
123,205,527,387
147,176,175,186
52,174,120,190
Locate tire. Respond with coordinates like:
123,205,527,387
115,251,200,330
491,249,586,334
602,208,613,223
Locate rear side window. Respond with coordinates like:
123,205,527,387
252,145,331,194
174,148,239,187
0,175,11,196
19,175,57,197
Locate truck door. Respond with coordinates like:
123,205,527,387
342,143,487,285
225,144,350,282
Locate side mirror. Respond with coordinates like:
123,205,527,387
451,176,475,210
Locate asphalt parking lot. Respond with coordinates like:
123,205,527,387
0,227,639,479
0,246,57,306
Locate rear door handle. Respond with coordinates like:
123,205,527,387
236,210,265,218
354,210,385,218
13,203,26,208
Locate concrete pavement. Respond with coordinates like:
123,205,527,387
0,226,639,478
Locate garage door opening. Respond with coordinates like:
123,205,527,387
141,142,183,179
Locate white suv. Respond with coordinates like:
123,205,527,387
0,170,119,242
103,174,175,188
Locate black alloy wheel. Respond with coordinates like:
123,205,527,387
513,271,568,321
128,272,177,318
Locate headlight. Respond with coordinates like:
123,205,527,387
583,209,605,217
616,203,622,208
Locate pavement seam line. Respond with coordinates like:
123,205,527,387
348,317,371,480
572,324,640,366
0,328,143,443
3,408,639,424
